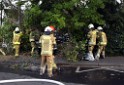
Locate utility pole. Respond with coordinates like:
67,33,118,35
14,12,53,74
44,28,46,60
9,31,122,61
0,0,3,26
18,0,22,29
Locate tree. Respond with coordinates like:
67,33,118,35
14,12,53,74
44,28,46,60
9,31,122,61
100,0,124,55
3,0,124,55
24,0,106,29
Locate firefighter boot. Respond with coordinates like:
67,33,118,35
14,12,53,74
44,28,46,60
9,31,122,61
101,51,105,59
40,66,46,75
95,50,100,60
47,70,53,77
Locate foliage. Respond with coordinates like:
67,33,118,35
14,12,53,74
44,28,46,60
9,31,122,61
62,38,86,62
62,42,78,62
2,0,124,56
101,0,124,55
0,19,15,53
23,0,107,53
24,5,42,29
24,0,106,30
20,34,31,52
0,19,14,42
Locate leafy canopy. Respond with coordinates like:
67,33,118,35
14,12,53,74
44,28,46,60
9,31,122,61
24,0,106,30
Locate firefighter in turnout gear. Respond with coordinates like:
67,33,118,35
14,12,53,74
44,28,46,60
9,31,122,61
85,24,97,61
39,26,56,77
29,29,40,57
95,26,107,60
29,29,36,56
49,26,57,70
12,27,22,57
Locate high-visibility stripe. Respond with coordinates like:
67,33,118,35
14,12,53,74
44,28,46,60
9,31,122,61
30,39,35,42
100,42,107,45
13,42,20,44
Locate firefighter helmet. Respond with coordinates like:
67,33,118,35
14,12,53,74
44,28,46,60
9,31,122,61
44,26,52,32
88,24,94,29
15,27,20,32
97,26,103,31
49,26,55,31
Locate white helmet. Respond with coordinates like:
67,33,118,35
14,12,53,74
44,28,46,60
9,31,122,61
97,26,103,31
15,27,20,32
44,26,52,32
88,24,94,29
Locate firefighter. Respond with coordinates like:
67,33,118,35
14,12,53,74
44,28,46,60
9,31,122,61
29,29,36,56
85,24,97,61
12,27,23,57
95,26,107,60
29,28,41,57
49,26,57,70
44,26,57,69
39,26,56,77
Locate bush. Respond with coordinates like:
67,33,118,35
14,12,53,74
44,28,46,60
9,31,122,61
62,39,86,62
20,34,31,52
0,19,14,54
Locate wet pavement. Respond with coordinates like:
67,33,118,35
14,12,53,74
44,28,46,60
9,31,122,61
0,65,83,85
0,66,124,85
0,71,83,85
0,55,124,85
0,55,124,70
56,56,124,69
0,72,63,85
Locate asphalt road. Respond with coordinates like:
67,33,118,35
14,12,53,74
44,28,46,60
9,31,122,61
0,72,84,85
0,68,124,85
0,56,124,85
